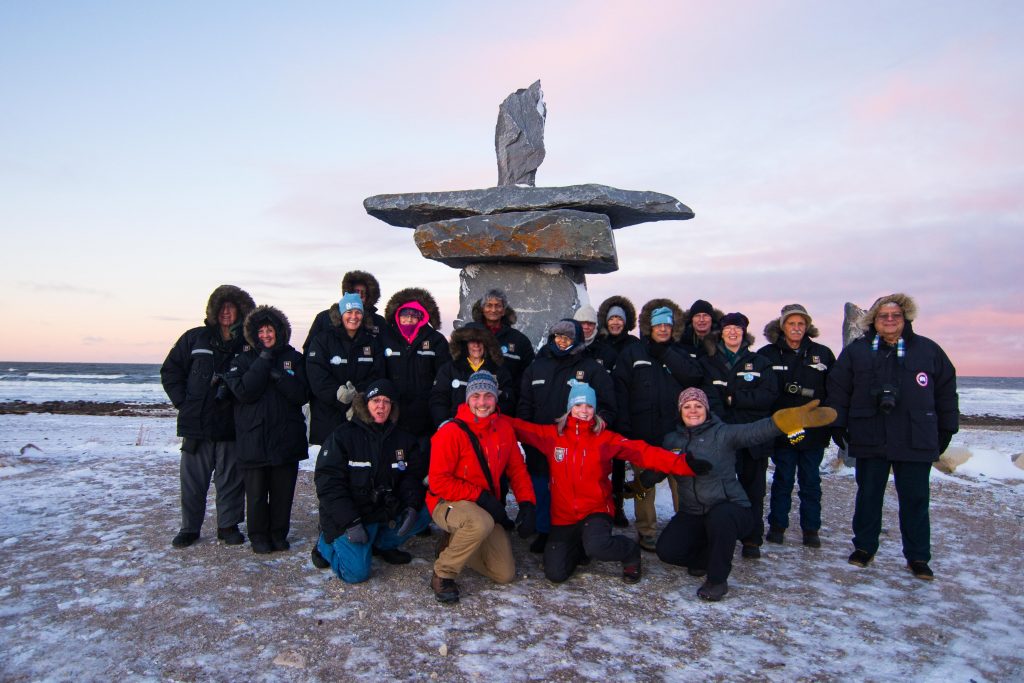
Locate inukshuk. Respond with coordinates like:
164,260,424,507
363,80,695,346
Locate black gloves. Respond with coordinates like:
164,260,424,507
637,469,663,489
939,430,954,454
396,507,419,537
685,453,713,476
346,522,368,544
476,491,513,529
259,349,274,360
831,427,848,450
515,502,537,538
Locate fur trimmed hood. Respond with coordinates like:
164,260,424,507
762,305,821,345
243,305,291,351
638,298,686,341
341,270,381,309
597,295,637,334
384,287,442,329
449,323,504,364
204,285,255,328
470,300,519,327
703,328,756,357
350,390,400,427
857,292,918,333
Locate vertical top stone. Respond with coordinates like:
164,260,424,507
495,80,546,187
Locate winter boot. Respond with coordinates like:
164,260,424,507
638,534,657,552
741,543,761,559
251,538,273,554
171,531,199,548
217,525,245,546
697,580,729,601
847,549,873,567
431,572,460,604
802,530,821,548
687,566,708,577
310,546,330,569
373,547,412,565
530,532,549,554
622,556,642,584
270,536,290,552
907,560,934,581
765,526,785,544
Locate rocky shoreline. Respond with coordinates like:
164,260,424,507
0,400,1020,428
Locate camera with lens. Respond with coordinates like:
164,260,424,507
371,485,401,518
872,384,900,415
784,383,815,398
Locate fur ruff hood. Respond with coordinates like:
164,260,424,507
350,390,400,427
703,329,756,357
597,295,637,335
857,293,918,333
243,305,292,351
449,323,504,364
638,298,686,341
341,270,382,309
470,300,519,327
204,285,255,328
384,287,442,329
763,314,821,345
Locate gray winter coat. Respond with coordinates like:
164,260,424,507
662,414,781,515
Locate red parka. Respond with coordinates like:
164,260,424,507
427,403,536,513
509,416,695,526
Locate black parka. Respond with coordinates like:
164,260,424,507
313,395,426,543
301,270,387,353
224,306,309,468
160,285,255,442
429,323,515,426
306,309,385,445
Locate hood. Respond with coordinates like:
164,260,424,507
597,295,637,335
341,270,382,309
763,312,820,345
351,389,400,427
204,285,256,327
449,323,504,364
638,298,685,341
703,329,756,357
543,319,586,356
857,292,918,333
470,300,519,328
384,287,442,329
243,305,291,351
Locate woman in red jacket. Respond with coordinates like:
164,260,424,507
509,382,709,584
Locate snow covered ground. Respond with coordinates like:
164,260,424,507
0,414,1022,682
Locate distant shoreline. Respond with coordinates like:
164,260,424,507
0,400,1020,428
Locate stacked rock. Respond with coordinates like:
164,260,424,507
362,80,694,347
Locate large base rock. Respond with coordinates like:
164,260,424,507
415,209,617,273
456,263,586,349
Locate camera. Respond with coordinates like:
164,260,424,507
872,384,900,415
784,383,814,398
371,485,401,518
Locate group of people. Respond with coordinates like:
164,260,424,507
161,272,958,603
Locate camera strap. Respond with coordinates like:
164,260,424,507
450,418,499,498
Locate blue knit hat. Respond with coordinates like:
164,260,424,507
566,382,597,411
339,292,364,313
651,307,673,327
465,370,499,400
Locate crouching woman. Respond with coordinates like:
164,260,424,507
224,305,310,554
644,387,835,601
312,379,430,583
510,382,708,585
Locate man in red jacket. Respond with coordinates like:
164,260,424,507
510,382,707,584
427,371,536,604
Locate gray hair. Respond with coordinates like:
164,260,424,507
480,289,508,307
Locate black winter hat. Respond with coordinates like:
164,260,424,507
720,312,749,332
365,379,397,403
689,299,714,317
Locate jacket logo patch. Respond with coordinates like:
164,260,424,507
395,449,407,470
422,341,430,350
916,372,929,387
744,363,753,371
308,351,316,357
576,370,585,381
554,447,566,462
283,361,292,371
242,345,251,353
363,346,372,356
812,355,820,364
330,355,343,365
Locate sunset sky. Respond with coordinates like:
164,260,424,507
2,1,1022,375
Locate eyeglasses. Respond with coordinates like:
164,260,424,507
877,312,903,320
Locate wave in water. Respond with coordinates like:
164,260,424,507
26,372,127,380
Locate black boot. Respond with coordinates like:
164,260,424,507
217,525,245,546
310,546,330,569
697,580,728,601
373,547,412,565
431,572,460,603
171,531,199,548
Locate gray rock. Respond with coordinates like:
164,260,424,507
363,183,694,230
414,209,617,274
455,263,587,349
495,80,546,187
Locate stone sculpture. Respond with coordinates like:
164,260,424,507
362,80,694,346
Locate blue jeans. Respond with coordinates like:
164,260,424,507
531,474,551,534
317,507,430,584
767,446,824,532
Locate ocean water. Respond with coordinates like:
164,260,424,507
0,361,1022,417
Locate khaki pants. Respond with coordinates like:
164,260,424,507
431,500,515,583
632,465,679,538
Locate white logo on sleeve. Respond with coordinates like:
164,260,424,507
916,372,929,387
